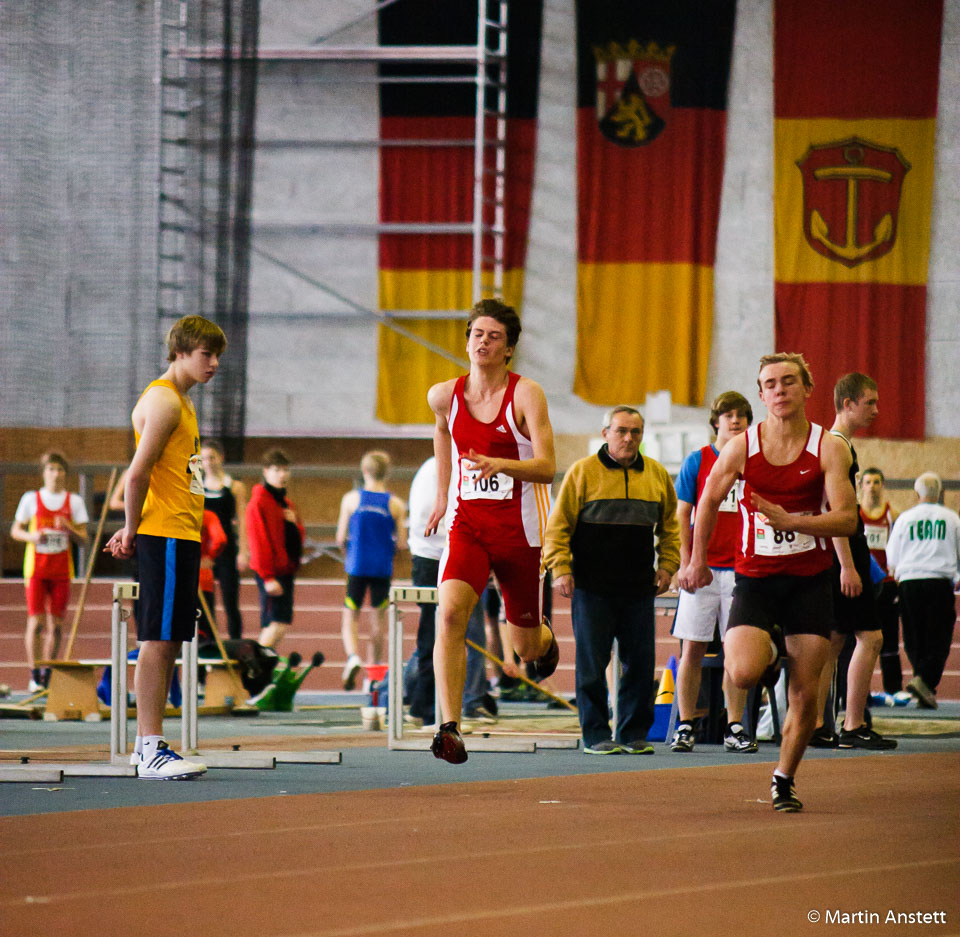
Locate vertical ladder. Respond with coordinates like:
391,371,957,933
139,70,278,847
472,0,508,304
156,0,190,323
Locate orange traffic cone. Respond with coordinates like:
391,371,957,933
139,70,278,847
655,666,675,705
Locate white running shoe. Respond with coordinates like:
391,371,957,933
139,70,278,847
137,741,206,780
28,679,44,693
341,654,363,690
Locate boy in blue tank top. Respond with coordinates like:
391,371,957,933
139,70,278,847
336,451,407,689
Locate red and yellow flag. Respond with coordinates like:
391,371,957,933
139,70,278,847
774,0,942,439
573,2,736,407
376,2,542,423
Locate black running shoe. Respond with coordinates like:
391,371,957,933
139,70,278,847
760,624,785,689
431,721,468,764
838,724,897,750
771,774,803,812
530,621,559,681
808,726,839,748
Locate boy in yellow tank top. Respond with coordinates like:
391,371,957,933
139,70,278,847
105,315,227,780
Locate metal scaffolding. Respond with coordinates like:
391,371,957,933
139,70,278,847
172,1,510,331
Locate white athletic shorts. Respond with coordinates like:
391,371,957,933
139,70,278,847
672,568,736,643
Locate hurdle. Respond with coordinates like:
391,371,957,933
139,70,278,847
1,581,340,782
386,585,579,753
108,582,333,769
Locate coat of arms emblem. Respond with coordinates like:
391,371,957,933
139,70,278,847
796,137,910,267
593,40,675,147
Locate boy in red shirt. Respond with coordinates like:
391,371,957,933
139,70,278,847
246,449,305,648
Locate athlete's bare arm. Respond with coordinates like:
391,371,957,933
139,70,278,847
9,517,41,544
425,379,456,537
104,386,182,560
390,495,408,552
466,378,556,484
335,489,360,551
750,434,857,539
830,443,862,597
679,433,746,592
676,501,694,570
232,477,250,570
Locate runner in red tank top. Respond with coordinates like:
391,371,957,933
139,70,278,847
679,353,857,812
425,299,557,764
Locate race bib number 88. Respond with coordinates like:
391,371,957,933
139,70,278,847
460,462,514,501
753,513,816,556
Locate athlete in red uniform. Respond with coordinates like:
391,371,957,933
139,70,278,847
426,299,557,763
679,353,857,811
10,452,89,691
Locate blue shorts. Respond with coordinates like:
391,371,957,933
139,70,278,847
136,534,201,642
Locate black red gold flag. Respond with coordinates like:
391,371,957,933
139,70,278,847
774,0,942,439
377,1,542,423
574,1,736,407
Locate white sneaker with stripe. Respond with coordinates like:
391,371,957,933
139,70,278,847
137,740,206,780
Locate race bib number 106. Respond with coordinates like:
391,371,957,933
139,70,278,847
460,462,514,501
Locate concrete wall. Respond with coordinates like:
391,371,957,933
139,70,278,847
0,1,160,428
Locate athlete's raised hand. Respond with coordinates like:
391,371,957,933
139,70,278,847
749,492,794,531
465,449,505,480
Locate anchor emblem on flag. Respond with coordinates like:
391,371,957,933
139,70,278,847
797,137,910,267
592,40,675,147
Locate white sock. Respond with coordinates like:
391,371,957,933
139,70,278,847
141,735,164,760
774,768,791,781
134,735,143,756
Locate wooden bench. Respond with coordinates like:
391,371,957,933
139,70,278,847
36,658,252,721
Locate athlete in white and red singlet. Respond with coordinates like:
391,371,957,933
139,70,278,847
679,353,857,812
860,469,898,576
425,299,556,764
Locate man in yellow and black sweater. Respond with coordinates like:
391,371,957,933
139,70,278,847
544,406,679,755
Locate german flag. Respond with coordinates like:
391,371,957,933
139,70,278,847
774,0,942,439
574,1,736,407
376,1,542,424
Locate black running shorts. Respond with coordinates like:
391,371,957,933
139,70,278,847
728,569,834,639
255,573,295,628
136,533,201,642
345,575,391,610
830,534,880,634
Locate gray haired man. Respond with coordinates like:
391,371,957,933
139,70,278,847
886,473,960,709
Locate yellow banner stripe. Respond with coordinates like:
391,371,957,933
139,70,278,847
376,268,526,425
574,262,713,407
